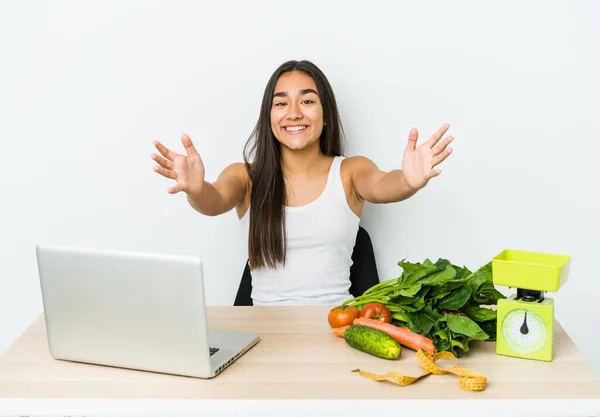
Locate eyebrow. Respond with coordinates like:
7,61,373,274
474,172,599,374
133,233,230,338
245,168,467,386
273,88,318,98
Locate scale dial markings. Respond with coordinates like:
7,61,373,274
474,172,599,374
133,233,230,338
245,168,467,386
501,308,548,354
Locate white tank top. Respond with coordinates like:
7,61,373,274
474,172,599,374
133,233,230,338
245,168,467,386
240,156,360,306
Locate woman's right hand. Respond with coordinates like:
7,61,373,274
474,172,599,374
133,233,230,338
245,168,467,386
151,134,206,195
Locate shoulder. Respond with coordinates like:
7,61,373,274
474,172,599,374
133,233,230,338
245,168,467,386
222,162,250,177
341,155,379,176
219,162,251,187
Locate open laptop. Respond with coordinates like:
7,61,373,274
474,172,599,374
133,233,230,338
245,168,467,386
35,244,259,378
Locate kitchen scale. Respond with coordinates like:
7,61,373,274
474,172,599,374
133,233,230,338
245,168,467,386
492,249,571,362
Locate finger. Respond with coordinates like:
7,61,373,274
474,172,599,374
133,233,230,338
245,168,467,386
181,134,200,158
153,140,178,161
432,147,452,166
151,153,173,170
153,165,177,180
405,128,419,152
433,136,454,156
429,169,442,179
426,123,450,147
168,183,182,194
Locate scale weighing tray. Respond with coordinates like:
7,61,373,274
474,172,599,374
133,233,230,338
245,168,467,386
492,249,571,292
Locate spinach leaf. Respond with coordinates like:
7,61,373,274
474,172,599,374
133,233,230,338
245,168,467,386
416,264,457,286
451,336,471,353
478,320,498,341
452,265,473,281
400,259,441,286
404,306,442,334
427,281,467,301
440,315,490,340
462,305,497,322
397,284,422,297
392,295,418,305
434,258,452,270
429,292,453,303
436,286,472,310
432,326,451,352
474,282,506,305
397,259,423,276
434,338,451,352
401,297,426,312
466,262,493,293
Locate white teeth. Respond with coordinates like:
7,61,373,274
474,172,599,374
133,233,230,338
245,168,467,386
285,126,307,132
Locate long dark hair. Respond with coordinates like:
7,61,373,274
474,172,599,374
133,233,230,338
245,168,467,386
243,60,344,270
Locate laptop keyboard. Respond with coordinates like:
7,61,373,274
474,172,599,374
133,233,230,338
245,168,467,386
209,347,219,356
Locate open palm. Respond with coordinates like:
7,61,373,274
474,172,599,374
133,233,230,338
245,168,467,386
402,124,454,190
151,134,206,195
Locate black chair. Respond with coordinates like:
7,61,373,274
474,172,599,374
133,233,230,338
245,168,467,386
233,226,380,306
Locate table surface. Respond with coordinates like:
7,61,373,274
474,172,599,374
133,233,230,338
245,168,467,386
1,306,599,416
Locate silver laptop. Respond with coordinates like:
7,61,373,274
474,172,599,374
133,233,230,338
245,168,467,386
35,244,259,379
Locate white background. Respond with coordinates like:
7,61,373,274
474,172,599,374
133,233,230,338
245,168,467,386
1,0,599,379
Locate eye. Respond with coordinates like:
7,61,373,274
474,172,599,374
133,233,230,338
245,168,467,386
303,100,314,104
273,102,287,107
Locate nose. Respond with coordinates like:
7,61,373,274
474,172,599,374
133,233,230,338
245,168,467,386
286,101,302,120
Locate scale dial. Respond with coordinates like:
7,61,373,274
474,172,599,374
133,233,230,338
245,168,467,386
501,308,548,354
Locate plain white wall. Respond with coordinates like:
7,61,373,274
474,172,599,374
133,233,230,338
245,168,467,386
1,0,599,374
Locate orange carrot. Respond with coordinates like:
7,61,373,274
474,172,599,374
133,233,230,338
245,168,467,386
353,317,436,355
332,325,350,337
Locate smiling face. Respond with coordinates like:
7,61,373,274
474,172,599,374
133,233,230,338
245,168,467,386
270,71,325,152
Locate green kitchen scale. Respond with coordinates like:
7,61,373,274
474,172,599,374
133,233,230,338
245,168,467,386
492,249,571,362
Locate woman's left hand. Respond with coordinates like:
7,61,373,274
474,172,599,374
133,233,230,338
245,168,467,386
401,123,454,191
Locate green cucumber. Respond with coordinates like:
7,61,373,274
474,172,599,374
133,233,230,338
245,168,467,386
343,325,402,359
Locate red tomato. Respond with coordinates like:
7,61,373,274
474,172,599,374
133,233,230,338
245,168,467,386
327,305,359,328
359,303,392,323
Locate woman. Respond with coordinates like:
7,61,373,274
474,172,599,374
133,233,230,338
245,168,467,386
151,60,453,306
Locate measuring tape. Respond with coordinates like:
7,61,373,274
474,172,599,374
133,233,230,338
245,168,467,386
352,348,487,392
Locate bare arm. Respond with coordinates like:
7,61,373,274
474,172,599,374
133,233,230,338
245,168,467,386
351,158,418,204
186,163,248,216
152,134,248,217
351,124,454,204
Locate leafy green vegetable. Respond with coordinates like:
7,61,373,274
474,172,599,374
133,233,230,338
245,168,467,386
342,259,505,355
473,282,505,305
397,284,422,297
478,320,498,341
417,264,457,286
451,336,471,353
431,326,450,351
436,286,472,311
404,305,441,335
399,259,440,287
462,306,497,322
440,314,489,340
